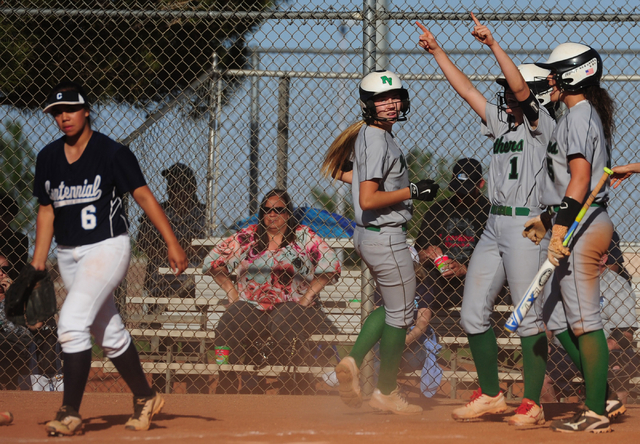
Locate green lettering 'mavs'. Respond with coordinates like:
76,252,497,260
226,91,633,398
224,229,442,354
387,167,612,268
547,141,558,155
381,76,393,85
493,137,524,154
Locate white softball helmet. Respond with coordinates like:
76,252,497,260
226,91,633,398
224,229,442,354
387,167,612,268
359,70,410,121
536,43,603,92
496,64,553,106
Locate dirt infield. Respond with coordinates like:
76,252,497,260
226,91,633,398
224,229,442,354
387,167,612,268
0,391,637,443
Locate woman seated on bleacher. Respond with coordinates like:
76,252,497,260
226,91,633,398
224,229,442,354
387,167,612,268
203,189,341,393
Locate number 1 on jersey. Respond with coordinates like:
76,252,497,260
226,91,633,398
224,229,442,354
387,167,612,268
508,156,519,180
81,205,97,230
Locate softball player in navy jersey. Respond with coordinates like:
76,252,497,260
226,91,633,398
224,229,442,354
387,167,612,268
534,43,616,433
321,70,439,415
31,81,188,436
417,17,561,425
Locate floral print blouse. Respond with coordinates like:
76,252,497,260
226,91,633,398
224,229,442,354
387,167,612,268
203,224,341,310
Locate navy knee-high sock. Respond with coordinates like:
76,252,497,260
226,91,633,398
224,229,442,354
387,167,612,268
110,341,154,397
61,349,92,412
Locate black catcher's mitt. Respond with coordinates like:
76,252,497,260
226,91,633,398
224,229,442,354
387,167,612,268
5,264,57,328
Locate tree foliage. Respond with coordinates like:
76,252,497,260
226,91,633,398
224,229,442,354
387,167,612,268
0,0,283,109
0,121,36,232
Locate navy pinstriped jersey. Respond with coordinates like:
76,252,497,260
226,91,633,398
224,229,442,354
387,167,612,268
33,131,147,247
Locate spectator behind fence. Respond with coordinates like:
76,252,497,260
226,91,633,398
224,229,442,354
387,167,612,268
414,158,490,310
0,192,28,281
138,163,208,301
542,232,638,409
204,189,341,394
0,254,62,391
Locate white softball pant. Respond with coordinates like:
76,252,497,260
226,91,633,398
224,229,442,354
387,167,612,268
461,213,552,337
57,234,132,357
354,225,415,328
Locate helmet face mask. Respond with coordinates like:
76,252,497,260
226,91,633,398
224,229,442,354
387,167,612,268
495,64,551,128
359,70,410,122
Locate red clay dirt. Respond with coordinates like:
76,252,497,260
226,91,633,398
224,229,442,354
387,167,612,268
0,391,637,444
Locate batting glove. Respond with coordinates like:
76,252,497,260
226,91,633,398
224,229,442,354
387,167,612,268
548,224,571,266
522,212,552,245
409,179,439,201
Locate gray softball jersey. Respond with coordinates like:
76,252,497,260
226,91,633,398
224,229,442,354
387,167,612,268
352,124,412,227
481,103,557,209
545,100,610,204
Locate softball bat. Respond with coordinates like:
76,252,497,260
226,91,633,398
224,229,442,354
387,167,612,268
505,167,613,333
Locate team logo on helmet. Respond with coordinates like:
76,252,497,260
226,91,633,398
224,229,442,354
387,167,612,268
359,70,410,122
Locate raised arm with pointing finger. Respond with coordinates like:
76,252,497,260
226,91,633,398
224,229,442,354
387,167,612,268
417,14,561,425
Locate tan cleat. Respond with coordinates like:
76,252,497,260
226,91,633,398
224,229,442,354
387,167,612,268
45,405,83,436
124,393,165,431
335,357,362,408
452,388,507,421
508,398,545,425
369,388,423,415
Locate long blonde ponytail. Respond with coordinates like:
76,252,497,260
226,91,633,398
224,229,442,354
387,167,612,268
321,120,365,180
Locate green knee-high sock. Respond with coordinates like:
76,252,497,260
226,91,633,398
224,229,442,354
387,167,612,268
468,329,500,397
377,323,407,395
521,332,548,405
555,329,584,374
349,306,386,368
578,330,609,415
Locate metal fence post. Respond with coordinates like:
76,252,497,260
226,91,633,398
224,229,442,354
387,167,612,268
249,48,261,216
363,0,377,75
276,76,290,189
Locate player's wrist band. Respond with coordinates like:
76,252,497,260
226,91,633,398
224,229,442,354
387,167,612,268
555,196,582,227
518,90,540,122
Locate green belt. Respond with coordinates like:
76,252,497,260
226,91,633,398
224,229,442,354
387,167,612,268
366,223,407,232
551,202,605,212
490,205,530,216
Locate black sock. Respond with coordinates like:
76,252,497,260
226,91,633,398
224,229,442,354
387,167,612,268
110,341,153,398
61,349,92,412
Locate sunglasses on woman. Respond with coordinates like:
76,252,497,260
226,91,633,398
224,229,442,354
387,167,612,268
262,206,288,215
0,266,10,273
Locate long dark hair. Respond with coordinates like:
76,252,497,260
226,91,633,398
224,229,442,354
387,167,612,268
253,189,298,255
583,85,616,144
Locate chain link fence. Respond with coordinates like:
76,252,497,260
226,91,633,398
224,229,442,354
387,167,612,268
1,1,639,400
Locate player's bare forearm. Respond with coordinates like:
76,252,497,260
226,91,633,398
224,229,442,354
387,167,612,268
611,162,640,188
32,204,55,270
415,21,486,117
470,13,528,101
132,186,187,274
432,50,488,119
359,180,411,210
337,170,353,184
132,186,179,245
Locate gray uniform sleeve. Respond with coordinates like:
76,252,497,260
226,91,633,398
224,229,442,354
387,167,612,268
357,132,387,182
480,103,508,140
565,109,599,161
